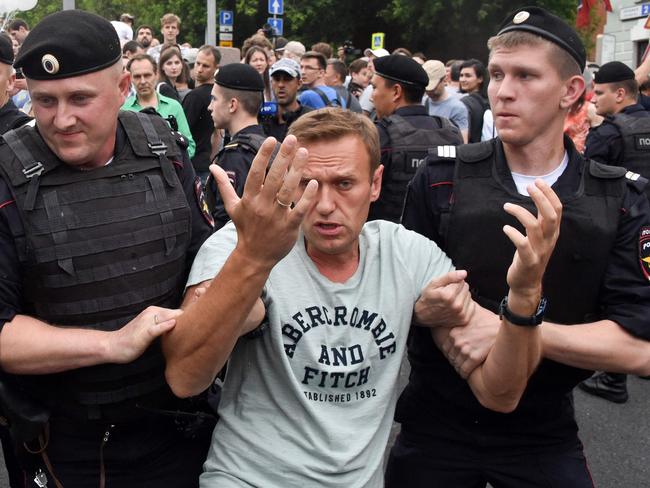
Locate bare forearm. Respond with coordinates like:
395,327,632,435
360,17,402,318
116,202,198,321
0,315,111,374
542,320,650,375
163,248,271,397
468,293,541,413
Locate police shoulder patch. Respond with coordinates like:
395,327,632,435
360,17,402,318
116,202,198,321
172,130,189,150
194,176,214,228
639,226,650,281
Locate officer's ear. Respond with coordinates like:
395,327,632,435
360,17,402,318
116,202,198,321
6,67,15,94
392,82,403,103
559,74,585,110
614,86,628,103
229,96,238,114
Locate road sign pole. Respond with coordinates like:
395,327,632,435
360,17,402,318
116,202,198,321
206,0,216,46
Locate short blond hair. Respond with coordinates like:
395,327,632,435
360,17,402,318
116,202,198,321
488,31,581,79
161,13,180,28
288,108,380,174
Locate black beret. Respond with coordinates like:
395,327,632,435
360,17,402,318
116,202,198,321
15,10,121,80
0,35,13,65
374,54,429,89
215,63,264,92
497,6,586,70
594,61,635,84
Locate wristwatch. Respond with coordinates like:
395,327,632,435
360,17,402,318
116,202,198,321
499,296,547,326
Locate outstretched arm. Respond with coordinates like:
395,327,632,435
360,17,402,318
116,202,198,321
465,180,561,412
162,136,318,398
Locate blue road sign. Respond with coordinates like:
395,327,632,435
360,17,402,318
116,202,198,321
219,10,234,26
267,17,284,36
268,0,283,15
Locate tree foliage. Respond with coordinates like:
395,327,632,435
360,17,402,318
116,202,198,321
16,0,577,61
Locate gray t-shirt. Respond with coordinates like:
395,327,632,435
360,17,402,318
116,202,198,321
187,221,453,488
424,94,469,131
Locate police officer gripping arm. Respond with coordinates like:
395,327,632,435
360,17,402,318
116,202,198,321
0,11,213,487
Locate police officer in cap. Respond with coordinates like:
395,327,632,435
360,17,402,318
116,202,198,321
386,7,650,487
0,10,213,487
0,33,31,133
368,54,462,223
206,63,266,230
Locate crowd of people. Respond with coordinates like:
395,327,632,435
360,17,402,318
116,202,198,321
0,5,647,488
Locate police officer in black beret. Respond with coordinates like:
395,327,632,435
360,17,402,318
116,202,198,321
0,10,213,487
367,54,462,223
579,61,650,403
584,61,650,190
386,6,650,487
0,33,31,133
205,62,267,229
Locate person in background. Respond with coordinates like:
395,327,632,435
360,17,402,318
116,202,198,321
245,46,272,102
183,45,221,185
123,53,196,158
159,47,194,102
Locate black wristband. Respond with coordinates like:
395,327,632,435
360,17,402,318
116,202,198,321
499,296,547,326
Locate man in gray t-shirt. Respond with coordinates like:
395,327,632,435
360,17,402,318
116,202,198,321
423,59,469,143
162,109,562,487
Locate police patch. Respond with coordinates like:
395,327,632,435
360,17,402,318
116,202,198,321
640,226,650,281
194,176,214,227
634,135,650,150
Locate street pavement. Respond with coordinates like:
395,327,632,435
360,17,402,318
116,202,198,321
0,374,646,487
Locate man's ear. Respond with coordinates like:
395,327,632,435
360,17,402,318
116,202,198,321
6,72,15,94
229,97,239,114
559,74,585,110
370,164,383,202
117,69,131,106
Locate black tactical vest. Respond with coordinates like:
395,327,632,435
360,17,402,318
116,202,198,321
373,114,461,223
404,141,631,429
609,112,650,199
0,111,191,410
205,130,267,214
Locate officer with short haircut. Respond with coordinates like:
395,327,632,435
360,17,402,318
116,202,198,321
580,61,650,402
585,61,650,187
368,54,462,223
206,63,266,229
387,7,650,487
0,11,213,487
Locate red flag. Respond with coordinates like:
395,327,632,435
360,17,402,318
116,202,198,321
576,0,612,29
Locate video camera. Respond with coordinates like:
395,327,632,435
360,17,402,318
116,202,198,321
342,40,361,56
261,23,278,39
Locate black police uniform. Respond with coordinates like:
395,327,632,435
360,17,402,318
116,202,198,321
585,104,650,198
0,111,214,487
209,124,266,230
0,99,31,134
260,102,313,142
368,105,462,222
182,82,215,183
385,136,650,487
0,10,215,487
